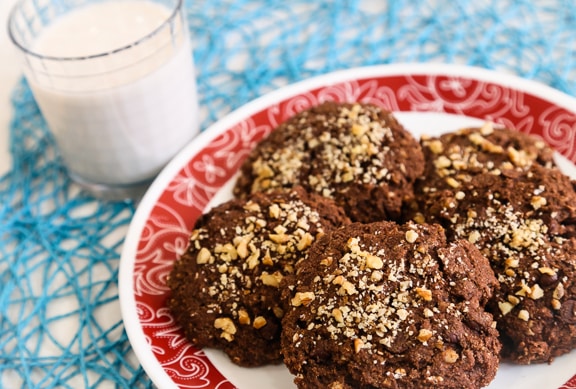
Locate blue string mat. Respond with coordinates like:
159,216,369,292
1,0,576,387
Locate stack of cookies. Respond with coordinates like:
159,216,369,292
167,102,576,388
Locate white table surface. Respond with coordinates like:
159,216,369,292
0,0,20,177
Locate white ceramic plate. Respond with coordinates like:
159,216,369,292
119,64,576,389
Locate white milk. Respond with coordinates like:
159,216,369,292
27,1,199,186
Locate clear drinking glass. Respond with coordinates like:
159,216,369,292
8,0,199,200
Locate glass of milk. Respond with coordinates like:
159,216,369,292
8,0,200,200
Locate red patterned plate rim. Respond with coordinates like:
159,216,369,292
119,63,576,389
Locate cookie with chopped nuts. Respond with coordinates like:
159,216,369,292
413,164,576,364
233,101,425,223
414,124,556,203
281,221,501,389
167,186,350,367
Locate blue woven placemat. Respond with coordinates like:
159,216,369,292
1,0,576,387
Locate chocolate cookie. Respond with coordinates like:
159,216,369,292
233,101,425,223
281,221,500,389
416,124,555,199
414,164,576,364
167,186,350,367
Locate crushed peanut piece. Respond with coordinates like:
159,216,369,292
538,266,555,276
553,283,565,299
297,232,315,251
260,271,283,288
530,195,547,210
415,287,433,301
518,309,530,321
253,316,267,329
332,308,344,323
238,309,251,325
442,348,459,363
405,230,419,243
498,301,514,316
427,140,444,154
365,254,384,269
320,256,333,266
354,338,364,353
292,291,315,306
196,247,212,264
417,328,433,343
529,284,544,300
214,317,237,341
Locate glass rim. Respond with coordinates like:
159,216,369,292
7,0,185,62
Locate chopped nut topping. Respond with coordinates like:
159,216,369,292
214,317,237,341
351,123,367,137
518,309,530,321
530,195,547,210
261,250,274,266
480,121,494,136
427,376,445,384
365,254,384,270
442,348,459,363
413,212,426,224
417,328,433,343
260,271,283,288
396,308,409,320
505,269,516,277
508,147,530,167
553,283,565,299
238,309,251,325
332,308,344,323
529,284,544,300
220,332,234,342
273,306,284,318
268,203,281,218
338,280,357,296
320,256,333,266
405,230,419,243
235,235,252,259
498,301,514,316
292,291,315,306
269,233,289,244
243,201,261,212
196,247,212,264
415,287,433,301
297,232,314,251
435,155,452,170
246,251,260,269
468,132,503,153
538,266,556,276
516,282,531,297
468,230,481,244
427,139,444,154
394,368,407,379
354,338,364,353
445,177,460,188
253,316,267,329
